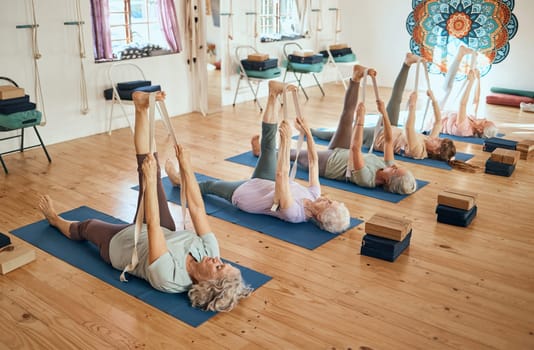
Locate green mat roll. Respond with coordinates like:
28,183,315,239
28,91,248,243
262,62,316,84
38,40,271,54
490,87,534,98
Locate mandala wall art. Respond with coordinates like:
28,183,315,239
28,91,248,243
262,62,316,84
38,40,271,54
406,0,518,79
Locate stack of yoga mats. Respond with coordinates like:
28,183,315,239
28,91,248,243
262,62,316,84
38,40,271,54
241,53,281,79
319,43,357,63
436,189,477,227
360,214,412,262
0,83,41,130
485,148,520,177
486,87,534,108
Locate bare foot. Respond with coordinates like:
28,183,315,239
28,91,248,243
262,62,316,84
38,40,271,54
352,64,367,82
404,53,421,66
251,135,260,157
38,195,75,238
165,159,181,187
132,91,167,110
457,45,474,59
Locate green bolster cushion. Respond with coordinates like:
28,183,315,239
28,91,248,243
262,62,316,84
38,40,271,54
285,61,324,73
333,53,357,63
244,67,281,79
0,109,42,131
490,87,534,98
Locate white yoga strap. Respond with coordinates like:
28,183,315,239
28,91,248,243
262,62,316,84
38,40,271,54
413,59,435,132
120,93,184,282
363,70,383,155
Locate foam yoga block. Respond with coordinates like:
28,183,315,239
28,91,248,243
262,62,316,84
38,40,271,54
360,231,412,262
483,137,518,152
485,159,516,177
241,58,278,71
436,205,477,227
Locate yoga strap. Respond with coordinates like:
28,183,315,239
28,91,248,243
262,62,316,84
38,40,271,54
120,93,183,282
413,58,434,131
364,70,383,155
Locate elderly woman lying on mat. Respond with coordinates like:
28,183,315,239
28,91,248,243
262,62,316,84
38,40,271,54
273,64,417,195
39,91,251,312
166,81,351,234
312,54,478,172
437,46,498,138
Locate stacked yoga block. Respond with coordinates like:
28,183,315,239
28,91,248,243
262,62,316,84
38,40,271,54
0,233,35,275
516,140,534,160
485,148,520,177
361,214,412,262
319,43,356,63
240,53,281,79
286,50,324,73
103,80,162,101
483,137,518,152
0,86,41,130
436,189,477,227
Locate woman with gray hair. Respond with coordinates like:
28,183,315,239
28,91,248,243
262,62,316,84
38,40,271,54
167,81,351,234
38,91,251,312
284,65,417,195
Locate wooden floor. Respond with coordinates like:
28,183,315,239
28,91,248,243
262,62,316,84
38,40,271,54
1,80,533,349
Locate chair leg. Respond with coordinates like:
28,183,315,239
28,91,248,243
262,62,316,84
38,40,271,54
20,128,25,152
0,155,7,174
245,79,263,111
233,76,242,107
293,71,309,100
32,126,52,163
313,73,325,96
117,100,134,133
108,100,115,135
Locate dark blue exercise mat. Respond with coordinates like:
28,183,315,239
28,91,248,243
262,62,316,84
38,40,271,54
134,176,362,250
225,151,429,203
431,133,505,145
10,206,272,328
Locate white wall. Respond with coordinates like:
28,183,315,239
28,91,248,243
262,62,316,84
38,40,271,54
0,0,192,152
339,0,534,94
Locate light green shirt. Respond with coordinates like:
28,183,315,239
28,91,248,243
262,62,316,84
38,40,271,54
109,224,219,293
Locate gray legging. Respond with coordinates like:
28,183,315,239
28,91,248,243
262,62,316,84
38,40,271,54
67,153,176,264
198,122,278,201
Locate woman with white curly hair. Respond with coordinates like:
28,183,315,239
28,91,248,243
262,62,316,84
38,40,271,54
38,91,251,312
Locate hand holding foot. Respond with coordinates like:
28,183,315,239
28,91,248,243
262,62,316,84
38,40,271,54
279,120,292,142
294,116,311,137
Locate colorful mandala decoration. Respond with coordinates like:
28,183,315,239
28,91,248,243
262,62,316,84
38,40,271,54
406,0,518,79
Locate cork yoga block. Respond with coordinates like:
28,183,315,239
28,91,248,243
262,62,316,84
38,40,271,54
0,86,25,100
365,214,412,241
0,244,36,275
490,148,520,165
437,189,477,211
247,53,269,62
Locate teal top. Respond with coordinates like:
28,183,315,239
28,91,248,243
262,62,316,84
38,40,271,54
109,225,219,293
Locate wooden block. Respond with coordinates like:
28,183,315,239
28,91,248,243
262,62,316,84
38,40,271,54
0,86,25,100
292,49,314,57
437,189,477,210
519,150,534,160
329,43,349,50
0,244,36,275
490,148,520,165
247,53,269,62
365,214,412,241
516,139,534,152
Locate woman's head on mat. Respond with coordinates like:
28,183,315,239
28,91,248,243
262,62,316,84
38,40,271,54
379,165,417,194
304,196,351,233
472,119,498,138
425,137,456,162
187,257,252,312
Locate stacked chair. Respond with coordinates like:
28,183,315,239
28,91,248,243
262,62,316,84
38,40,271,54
282,42,325,100
361,214,412,262
0,76,51,173
233,45,281,112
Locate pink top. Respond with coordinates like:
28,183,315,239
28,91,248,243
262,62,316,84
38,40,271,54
441,112,473,137
373,127,428,159
231,178,321,223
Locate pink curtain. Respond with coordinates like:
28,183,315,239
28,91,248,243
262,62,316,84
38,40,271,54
157,0,183,53
90,0,113,60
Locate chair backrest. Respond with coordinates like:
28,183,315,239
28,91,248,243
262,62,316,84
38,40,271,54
0,77,19,88
282,42,303,60
108,62,147,90
234,45,259,75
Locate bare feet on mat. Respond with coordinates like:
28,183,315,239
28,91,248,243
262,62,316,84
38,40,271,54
132,91,166,110
404,52,421,66
165,159,181,187
38,195,75,238
251,134,260,157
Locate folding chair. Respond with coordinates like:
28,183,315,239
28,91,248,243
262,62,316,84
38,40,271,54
105,62,171,134
0,76,51,174
232,45,281,112
282,42,325,100
322,44,358,90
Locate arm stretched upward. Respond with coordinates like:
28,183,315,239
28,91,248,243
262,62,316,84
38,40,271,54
349,102,366,171
274,120,295,210
427,89,442,138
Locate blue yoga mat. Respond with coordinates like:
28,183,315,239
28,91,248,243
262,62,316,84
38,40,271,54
430,132,505,145
292,135,474,170
10,206,272,328
134,175,362,250
226,151,429,203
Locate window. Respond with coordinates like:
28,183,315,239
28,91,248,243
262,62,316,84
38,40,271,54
259,0,302,42
91,0,181,61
